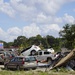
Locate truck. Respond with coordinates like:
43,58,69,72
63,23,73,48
35,50,58,63
20,45,58,63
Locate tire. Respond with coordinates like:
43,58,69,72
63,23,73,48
47,58,52,65
32,67,37,70
5,65,8,70
17,65,20,70
45,58,53,71
31,50,36,55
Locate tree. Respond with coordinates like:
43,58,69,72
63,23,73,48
45,35,60,51
28,36,37,45
13,36,28,49
59,24,75,49
46,35,55,48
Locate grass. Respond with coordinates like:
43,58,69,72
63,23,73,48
0,68,75,75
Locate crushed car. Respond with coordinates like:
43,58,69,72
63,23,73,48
45,49,75,71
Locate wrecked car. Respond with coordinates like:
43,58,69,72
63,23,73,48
46,49,75,71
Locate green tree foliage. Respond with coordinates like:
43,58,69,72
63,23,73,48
13,36,28,49
46,35,55,47
0,35,60,51
45,35,60,51
59,24,75,49
28,36,37,45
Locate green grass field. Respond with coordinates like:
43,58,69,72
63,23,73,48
0,69,75,75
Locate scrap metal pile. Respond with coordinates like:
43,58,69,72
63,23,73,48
46,49,75,71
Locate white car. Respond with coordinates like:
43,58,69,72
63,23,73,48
46,48,55,53
20,45,41,56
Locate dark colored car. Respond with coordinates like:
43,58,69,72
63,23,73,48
0,51,16,63
4,56,38,70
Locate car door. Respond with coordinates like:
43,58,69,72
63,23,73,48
24,57,30,68
24,57,37,68
29,57,37,67
37,51,46,61
7,57,18,69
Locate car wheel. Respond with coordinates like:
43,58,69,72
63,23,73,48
45,58,53,71
47,58,52,65
31,50,36,55
17,66,20,70
5,65,8,70
32,67,37,70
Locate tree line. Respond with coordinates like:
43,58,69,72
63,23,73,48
0,24,75,51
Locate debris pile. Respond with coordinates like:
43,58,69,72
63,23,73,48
46,49,75,71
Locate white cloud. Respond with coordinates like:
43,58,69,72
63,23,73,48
6,35,18,42
0,0,3,4
63,13,75,24
0,0,75,22
0,27,22,42
22,23,61,38
0,23,62,42
34,12,52,24
0,0,66,21
37,0,65,15
49,24,61,31
41,24,61,34
23,23,41,37
10,0,37,20
0,27,6,38
36,13,47,23
54,17,63,24
7,27,22,36
0,0,75,42
39,24,61,37
0,0,15,17
0,28,9,41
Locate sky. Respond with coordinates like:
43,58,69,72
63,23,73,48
0,0,75,42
